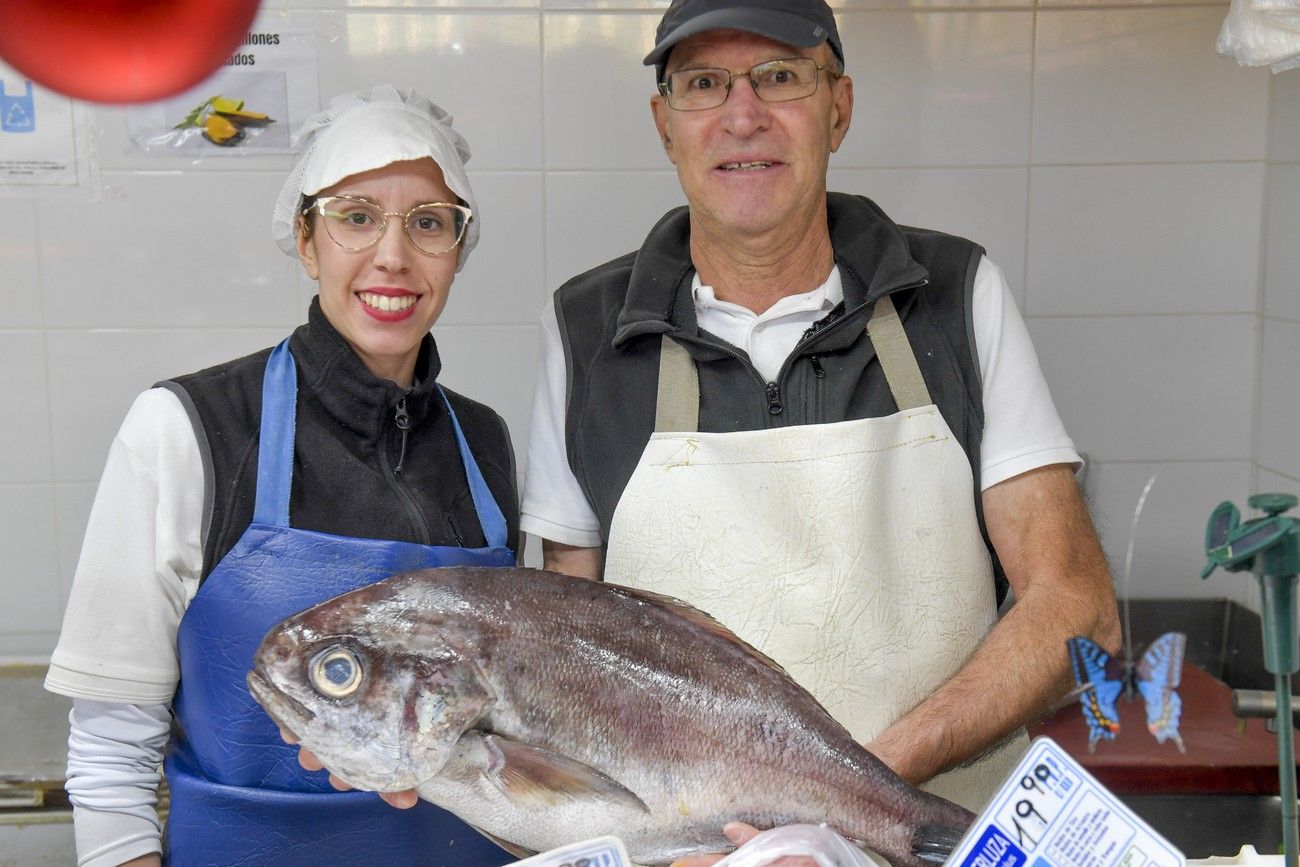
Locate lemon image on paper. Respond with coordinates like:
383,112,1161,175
176,95,276,147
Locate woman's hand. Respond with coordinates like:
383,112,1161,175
669,823,819,867
279,728,418,809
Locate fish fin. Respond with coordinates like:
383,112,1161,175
468,824,536,860
912,823,967,863
480,733,650,815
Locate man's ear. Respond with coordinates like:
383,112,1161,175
296,216,320,280
650,94,677,165
828,74,854,154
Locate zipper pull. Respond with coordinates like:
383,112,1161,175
810,356,825,379
394,397,410,474
765,382,784,416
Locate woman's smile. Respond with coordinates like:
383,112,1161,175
357,289,420,320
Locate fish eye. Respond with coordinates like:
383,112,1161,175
309,646,363,699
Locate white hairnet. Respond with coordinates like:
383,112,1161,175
272,84,479,272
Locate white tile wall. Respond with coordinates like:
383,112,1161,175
38,173,302,330
544,14,665,170
1258,318,1300,481
278,0,540,7
0,331,53,484
440,171,547,324
830,167,1029,303
1083,460,1254,603
1,0,1292,660
434,324,542,462
1264,164,1300,322
1259,468,1300,492
545,171,685,289
1029,314,1257,463
1026,163,1264,316
1033,8,1269,164
1256,102,1300,589
834,11,1034,167
0,201,43,329
319,13,544,170
1270,69,1300,163
0,485,62,652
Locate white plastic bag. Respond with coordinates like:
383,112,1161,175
1216,0,1300,72
712,824,888,867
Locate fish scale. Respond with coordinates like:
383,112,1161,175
248,566,974,866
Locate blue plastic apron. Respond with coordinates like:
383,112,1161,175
163,339,516,866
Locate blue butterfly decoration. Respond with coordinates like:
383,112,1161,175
1066,631,1187,754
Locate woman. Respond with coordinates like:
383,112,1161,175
44,85,519,867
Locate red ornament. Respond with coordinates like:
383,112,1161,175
0,0,263,105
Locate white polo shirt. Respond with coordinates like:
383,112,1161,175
521,256,1080,547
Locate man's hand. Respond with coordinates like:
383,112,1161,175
669,823,817,867
279,728,418,809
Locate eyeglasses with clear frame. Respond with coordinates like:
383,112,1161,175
304,195,472,256
657,56,839,112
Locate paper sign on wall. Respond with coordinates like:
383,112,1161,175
126,13,320,156
0,63,83,186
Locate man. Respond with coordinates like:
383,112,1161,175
520,0,1121,813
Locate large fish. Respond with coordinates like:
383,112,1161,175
247,567,974,866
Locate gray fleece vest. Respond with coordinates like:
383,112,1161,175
553,192,1006,600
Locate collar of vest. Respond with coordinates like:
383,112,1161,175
611,192,930,351
287,297,445,443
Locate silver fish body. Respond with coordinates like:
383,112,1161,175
247,567,973,866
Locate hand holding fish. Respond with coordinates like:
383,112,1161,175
669,823,819,867
279,727,421,809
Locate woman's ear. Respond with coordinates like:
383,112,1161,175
295,215,320,280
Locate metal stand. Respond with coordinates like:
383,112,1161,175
1204,493,1300,867
1263,571,1299,867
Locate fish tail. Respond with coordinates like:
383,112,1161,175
911,823,967,863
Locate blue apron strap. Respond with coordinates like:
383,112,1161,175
436,386,509,549
252,340,297,527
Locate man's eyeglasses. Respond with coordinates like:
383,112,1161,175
657,56,838,112
304,196,472,256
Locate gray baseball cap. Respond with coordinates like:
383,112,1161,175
644,0,844,77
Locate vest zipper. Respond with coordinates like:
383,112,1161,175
378,395,430,544
393,397,410,474
764,382,784,416
666,278,927,428
808,355,825,419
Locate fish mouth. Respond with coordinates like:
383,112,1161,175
247,669,317,732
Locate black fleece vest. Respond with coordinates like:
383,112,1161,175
159,300,519,582
554,193,1006,601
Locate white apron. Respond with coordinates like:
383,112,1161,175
604,295,1027,811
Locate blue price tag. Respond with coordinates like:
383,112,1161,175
511,836,632,867
946,737,1184,867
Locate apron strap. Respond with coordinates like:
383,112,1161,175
865,294,933,411
655,335,700,433
253,339,297,527
435,387,510,549
253,340,509,549
652,294,932,429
